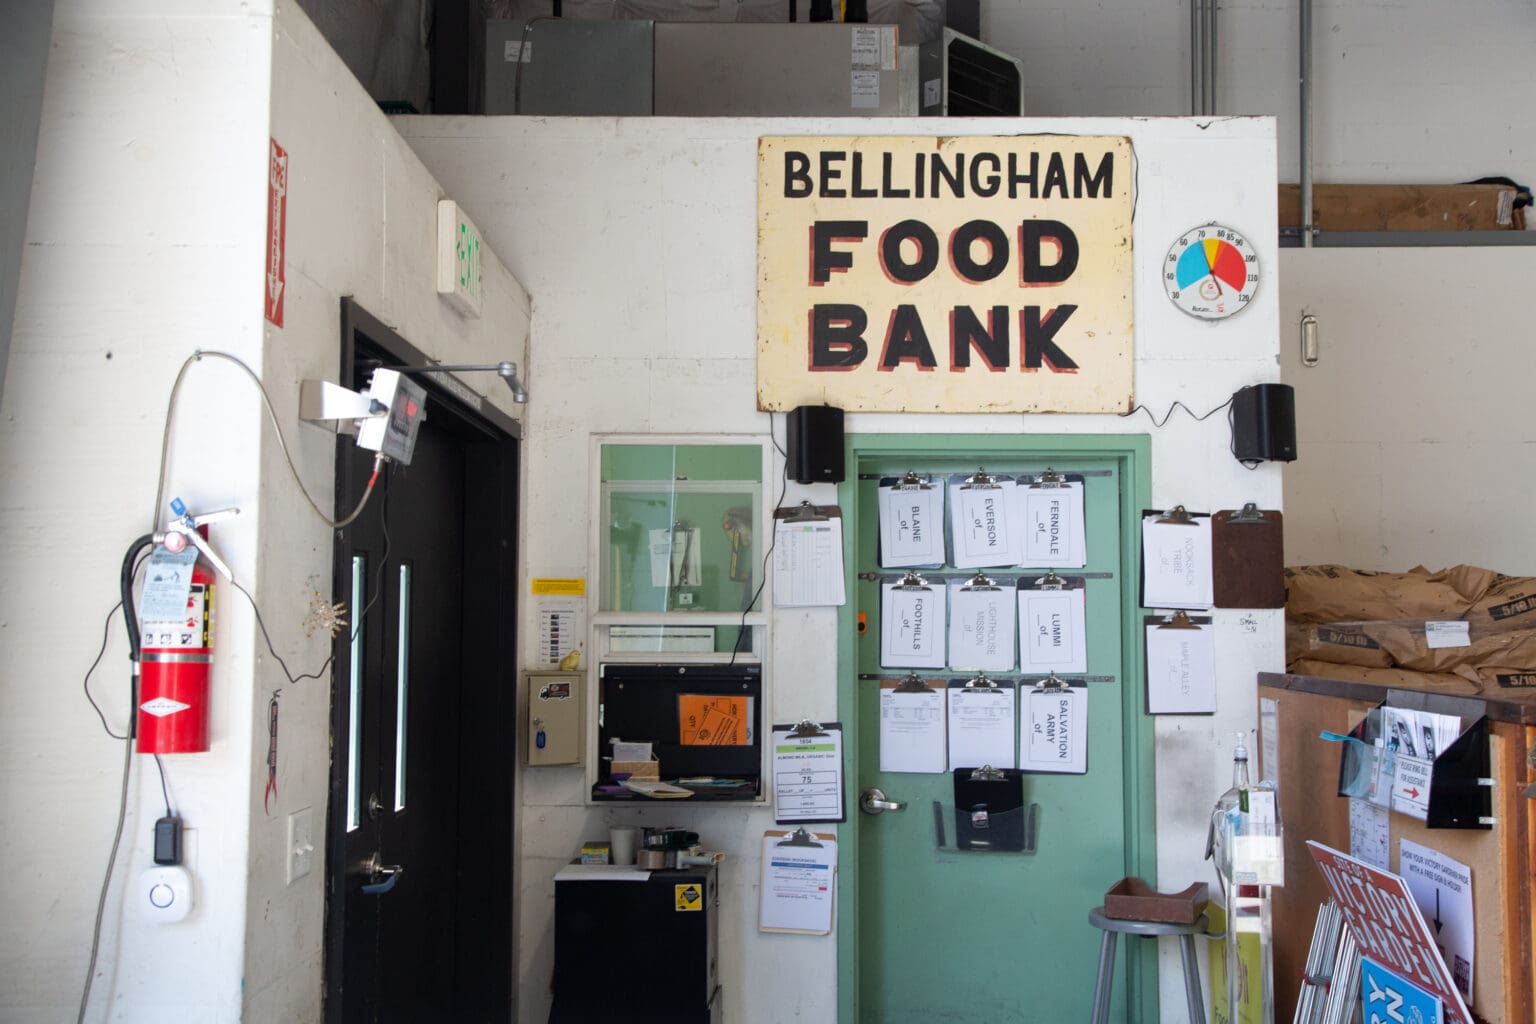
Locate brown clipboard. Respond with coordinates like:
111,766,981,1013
1212,504,1284,608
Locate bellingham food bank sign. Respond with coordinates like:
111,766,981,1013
757,135,1134,414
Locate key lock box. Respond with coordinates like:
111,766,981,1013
525,671,586,766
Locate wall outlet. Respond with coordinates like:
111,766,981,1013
287,806,315,885
677,591,694,606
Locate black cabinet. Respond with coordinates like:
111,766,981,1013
550,864,720,1023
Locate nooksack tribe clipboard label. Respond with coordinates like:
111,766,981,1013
1023,686,1087,774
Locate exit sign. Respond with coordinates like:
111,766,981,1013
436,199,483,317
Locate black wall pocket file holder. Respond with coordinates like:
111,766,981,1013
951,765,1031,852
1334,704,1494,829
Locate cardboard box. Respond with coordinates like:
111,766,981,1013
1279,183,1520,231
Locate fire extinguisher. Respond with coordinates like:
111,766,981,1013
135,503,237,754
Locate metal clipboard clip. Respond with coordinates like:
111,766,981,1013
962,674,1003,691
778,500,830,524
893,674,935,693
897,471,934,491
786,720,830,739
1157,610,1202,630
961,572,1002,592
1029,469,1068,489
1226,502,1268,524
1031,570,1067,591
1030,672,1070,693
967,765,1008,782
894,571,932,591
959,468,1001,490
776,827,824,848
1155,505,1199,526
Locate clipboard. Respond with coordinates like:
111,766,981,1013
1211,503,1284,608
770,720,846,823
1143,612,1217,714
879,675,947,773
759,828,838,934
1017,573,1088,675
877,472,946,569
1140,506,1214,610
881,571,945,669
772,502,846,607
952,764,1027,851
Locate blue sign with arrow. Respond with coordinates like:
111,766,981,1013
1362,955,1442,1024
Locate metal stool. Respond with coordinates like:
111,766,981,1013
1087,905,1208,1024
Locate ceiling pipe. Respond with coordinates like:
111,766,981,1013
1300,0,1315,247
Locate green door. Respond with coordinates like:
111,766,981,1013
837,434,1155,1023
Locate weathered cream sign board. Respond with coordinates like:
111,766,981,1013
757,135,1134,413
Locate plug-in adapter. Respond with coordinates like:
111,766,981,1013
154,815,182,866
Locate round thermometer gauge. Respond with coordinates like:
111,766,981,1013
1163,223,1258,320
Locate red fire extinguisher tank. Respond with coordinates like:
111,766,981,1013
137,549,215,753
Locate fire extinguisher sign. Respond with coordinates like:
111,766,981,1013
265,137,288,327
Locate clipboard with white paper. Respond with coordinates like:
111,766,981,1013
947,676,1016,770
770,720,845,823
947,574,1016,672
948,471,1025,569
1144,612,1216,714
879,675,947,773
1021,471,1087,568
877,473,946,568
759,828,837,935
1017,573,1088,674
1021,676,1088,774
1141,507,1214,610
772,502,846,607
880,574,946,669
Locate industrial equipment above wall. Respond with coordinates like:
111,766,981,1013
484,21,1022,117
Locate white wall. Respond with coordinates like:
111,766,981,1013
1,3,274,1020
1279,247,1536,574
990,0,1536,185
0,2,530,1021
399,113,1284,1023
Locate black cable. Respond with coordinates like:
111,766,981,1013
83,603,128,740
1120,396,1233,429
78,533,156,1024
729,414,789,666
152,754,173,818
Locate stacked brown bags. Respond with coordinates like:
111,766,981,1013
1285,564,1536,694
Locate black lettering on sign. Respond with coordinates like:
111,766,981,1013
949,220,1009,283
879,305,937,370
819,150,848,198
1020,220,1079,285
783,151,813,198
880,220,940,284
810,220,869,284
809,305,868,369
950,306,1009,371
1020,305,1079,372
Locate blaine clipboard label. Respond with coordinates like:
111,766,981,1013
771,721,846,823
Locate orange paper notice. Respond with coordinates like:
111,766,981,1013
678,694,748,746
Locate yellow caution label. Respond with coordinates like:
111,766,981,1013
531,578,585,596
675,884,703,911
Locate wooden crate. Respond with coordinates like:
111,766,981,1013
1279,183,1522,231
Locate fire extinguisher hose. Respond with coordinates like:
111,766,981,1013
119,533,155,737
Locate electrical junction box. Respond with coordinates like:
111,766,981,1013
355,368,427,465
526,671,585,766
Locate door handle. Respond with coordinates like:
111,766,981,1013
860,787,906,814
357,852,404,894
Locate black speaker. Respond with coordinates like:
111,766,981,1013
1230,383,1297,463
786,405,845,483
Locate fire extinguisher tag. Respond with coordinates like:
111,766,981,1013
139,546,199,621
142,584,210,650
